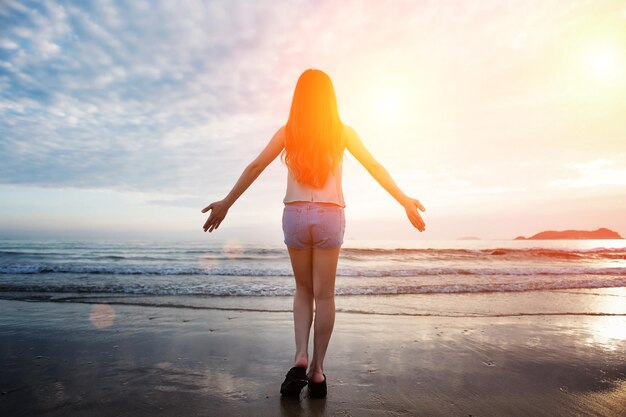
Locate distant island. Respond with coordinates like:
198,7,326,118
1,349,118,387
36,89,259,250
515,228,623,240
457,236,481,240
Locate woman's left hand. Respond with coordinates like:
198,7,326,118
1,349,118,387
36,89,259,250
201,199,230,232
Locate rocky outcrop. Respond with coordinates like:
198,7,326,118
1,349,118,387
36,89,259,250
514,228,622,240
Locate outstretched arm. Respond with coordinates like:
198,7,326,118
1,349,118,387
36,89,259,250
201,126,285,232
345,125,426,232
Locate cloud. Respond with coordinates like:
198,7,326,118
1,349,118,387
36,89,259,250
0,1,292,193
0,38,19,49
0,0,621,204
549,158,626,188
146,197,206,208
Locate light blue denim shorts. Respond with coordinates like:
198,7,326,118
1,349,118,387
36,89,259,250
282,202,346,249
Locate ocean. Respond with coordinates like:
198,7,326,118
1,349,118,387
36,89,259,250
1,238,625,301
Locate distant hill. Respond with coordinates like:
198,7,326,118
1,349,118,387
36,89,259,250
515,228,623,240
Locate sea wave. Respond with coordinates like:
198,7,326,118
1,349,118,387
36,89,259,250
340,247,626,260
2,247,625,261
1,263,625,276
1,277,625,296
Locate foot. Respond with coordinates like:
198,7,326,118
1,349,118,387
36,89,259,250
307,370,325,383
307,371,327,399
280,366,308,397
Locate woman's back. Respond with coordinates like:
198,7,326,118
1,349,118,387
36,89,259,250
283,127,346,208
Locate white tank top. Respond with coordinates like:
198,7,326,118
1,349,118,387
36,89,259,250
283,159,346,207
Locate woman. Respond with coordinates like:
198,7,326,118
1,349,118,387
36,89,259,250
201,69,426,399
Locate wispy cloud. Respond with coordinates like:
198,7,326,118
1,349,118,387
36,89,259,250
0,0,292,194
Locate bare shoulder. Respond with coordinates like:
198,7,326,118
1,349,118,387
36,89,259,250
343,123,356,137
272,124,286,145
342,124,360,147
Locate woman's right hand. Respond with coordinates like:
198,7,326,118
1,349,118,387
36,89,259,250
402,197,426,232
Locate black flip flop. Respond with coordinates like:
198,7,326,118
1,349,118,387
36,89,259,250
307,373,327,398
280,366,308,397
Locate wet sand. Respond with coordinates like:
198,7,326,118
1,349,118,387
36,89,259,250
0,293,625,416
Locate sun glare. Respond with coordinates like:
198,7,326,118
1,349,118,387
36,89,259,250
588,288,626,350
374,89,405,124
586,44,620,79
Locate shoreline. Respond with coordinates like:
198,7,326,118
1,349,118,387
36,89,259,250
1,291,625,416
1,286,625,317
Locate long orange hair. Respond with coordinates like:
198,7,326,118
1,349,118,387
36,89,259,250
281,69,345,188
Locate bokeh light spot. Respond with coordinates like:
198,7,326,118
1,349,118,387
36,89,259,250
89,303,116,329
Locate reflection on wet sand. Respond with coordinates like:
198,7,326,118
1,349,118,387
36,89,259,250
0,292,624,416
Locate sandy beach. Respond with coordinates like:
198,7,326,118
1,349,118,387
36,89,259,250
1,290,625,417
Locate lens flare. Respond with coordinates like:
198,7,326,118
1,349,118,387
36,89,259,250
89,303,116,329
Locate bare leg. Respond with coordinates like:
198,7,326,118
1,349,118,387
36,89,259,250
309,247,340,382
287,247,314,368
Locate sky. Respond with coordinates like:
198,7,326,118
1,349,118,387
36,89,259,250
0,0,625,242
